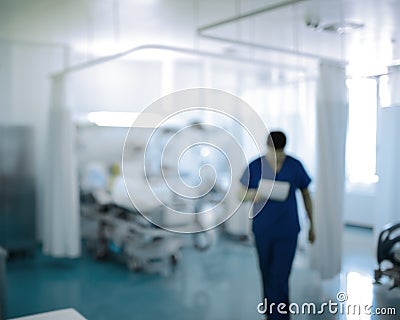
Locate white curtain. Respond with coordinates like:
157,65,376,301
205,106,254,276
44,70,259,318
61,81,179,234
311,61,348,280
374,66,400,239
43,76,81,257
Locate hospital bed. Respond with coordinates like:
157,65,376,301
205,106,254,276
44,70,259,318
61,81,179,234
81,174,216,275
78,124,227,274
81,187,183,275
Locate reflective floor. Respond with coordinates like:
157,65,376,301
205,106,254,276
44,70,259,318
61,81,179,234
6,226,400,319
290,226,400,320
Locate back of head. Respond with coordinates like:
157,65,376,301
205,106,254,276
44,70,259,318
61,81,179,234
267,131,287,150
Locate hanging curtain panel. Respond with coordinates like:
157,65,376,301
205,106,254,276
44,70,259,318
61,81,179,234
374,66,400,240
311,61,348,280
43,76,81,258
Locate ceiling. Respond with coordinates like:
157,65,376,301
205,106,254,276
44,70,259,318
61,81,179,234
1,0,400,76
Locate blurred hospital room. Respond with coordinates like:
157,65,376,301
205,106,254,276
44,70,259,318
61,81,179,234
1,0,400,319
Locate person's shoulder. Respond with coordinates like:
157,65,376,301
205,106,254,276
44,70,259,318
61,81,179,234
286,155,304,166
286,154,298,162
249,156,263,168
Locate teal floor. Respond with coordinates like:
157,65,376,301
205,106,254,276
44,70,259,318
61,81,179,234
6,227,400,320
6,236,262,320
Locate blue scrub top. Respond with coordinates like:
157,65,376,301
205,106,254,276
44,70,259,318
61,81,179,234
240,155,311,236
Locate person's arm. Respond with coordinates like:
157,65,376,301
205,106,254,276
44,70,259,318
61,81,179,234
238,185,257,202
238,184,267,202
239,159,266,203
301,188,315,243
239,163,257,202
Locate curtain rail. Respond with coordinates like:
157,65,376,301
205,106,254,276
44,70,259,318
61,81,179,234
51,43,308,78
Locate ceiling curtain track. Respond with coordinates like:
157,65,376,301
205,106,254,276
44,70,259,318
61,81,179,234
197,0,347,65
53,44,307,78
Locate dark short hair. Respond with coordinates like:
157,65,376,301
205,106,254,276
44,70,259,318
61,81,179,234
267,131,287,150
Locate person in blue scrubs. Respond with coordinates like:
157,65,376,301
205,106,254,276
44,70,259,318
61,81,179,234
240,131,314,320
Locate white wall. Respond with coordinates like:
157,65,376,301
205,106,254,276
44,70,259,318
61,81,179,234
0,42,12,120
67,59,163,114
343,189,375,228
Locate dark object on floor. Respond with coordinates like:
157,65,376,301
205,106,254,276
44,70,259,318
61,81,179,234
374,223,400,290
0,246,7,320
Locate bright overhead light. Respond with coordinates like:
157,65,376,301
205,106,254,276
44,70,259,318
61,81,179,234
88,111,139,127
87,111,162,128
73,40,132,57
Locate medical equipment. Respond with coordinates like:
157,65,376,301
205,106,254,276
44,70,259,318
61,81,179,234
374,223,400,289
0,125,36,255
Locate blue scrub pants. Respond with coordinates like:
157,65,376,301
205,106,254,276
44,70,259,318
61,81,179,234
254,231,298,320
